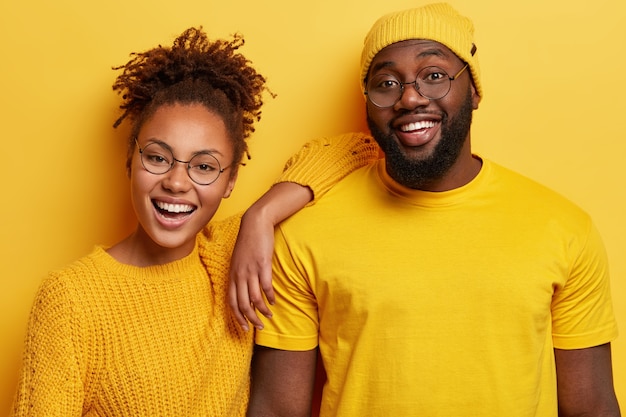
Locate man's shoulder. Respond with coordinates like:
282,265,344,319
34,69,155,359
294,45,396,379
485,159,590,220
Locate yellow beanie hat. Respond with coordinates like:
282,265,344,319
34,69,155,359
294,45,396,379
360,2,482,97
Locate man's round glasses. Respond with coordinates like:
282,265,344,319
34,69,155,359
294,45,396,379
135,139,229,186
365,64,469,108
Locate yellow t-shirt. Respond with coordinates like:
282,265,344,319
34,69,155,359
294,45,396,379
259,157,618,417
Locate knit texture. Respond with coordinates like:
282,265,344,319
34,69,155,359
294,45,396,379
11,223,250,416
276,132,380,202
360,2,482,97
10,132,380,416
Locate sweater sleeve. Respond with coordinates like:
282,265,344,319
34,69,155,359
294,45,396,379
10,275,84,417
276,132,380,201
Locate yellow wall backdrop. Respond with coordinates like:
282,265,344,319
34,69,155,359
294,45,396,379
1,0,624,412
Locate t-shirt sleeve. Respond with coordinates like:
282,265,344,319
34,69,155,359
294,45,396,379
254,226,320,351
551,220,619,349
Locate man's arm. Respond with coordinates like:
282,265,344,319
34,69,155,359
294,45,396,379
247,346,318,417
555,343,621,416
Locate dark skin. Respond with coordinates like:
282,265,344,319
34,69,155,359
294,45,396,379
555,344,620,416
248,347,318,417
246,40,484,417
365,40,481,192
248,347,621,417
246,40,620,416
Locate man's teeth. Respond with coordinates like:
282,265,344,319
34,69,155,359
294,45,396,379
155,201,194,213
400,120,435,132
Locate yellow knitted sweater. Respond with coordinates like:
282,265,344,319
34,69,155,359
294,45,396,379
10,133,379,417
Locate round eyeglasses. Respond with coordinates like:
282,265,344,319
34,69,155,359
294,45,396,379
365,64,469,108
135,139,230,186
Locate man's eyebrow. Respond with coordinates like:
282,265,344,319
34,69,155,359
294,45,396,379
416,48,447,59
369,60,396,74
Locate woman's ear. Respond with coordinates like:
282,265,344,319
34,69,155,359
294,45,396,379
222,171,238,199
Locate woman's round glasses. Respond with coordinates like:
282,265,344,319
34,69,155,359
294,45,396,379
365,64,468,108
135,139,229,186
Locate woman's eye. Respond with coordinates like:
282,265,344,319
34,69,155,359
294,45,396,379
147,154,169,164
195,164,216,172
190,154,220,172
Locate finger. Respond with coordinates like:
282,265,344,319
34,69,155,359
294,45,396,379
238,281,266,330
228,280,250,332
259,265,276,306
247,276,273,319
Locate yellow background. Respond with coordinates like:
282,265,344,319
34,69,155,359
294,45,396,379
1,0,624,412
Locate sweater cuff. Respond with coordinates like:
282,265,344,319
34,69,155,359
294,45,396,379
276,132,380,202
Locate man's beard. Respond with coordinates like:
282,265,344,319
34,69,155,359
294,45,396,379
367,90,474,190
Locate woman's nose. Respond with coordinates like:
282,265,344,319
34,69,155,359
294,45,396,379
162,161,193,192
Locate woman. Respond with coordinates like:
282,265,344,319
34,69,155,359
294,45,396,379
10,27,378,416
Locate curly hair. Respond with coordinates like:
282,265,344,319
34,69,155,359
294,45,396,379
112,27,270,175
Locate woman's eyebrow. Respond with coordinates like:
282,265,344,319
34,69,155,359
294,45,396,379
144,138,226,157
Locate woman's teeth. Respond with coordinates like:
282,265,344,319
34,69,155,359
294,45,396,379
155,201,194,213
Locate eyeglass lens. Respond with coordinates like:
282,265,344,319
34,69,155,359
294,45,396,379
139,142,223,185
366,66,455,107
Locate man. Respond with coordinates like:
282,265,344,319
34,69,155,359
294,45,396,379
245,3,621,416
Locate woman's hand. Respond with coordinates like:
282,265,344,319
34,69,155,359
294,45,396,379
228,208,275,331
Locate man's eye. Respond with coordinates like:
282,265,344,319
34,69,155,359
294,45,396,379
372,76,400,90
422,71,446,83
381,79,399,88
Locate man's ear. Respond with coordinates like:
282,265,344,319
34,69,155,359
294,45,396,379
471,84,481,110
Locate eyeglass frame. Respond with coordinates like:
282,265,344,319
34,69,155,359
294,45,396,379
364,63,469,108
134,138,231,186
